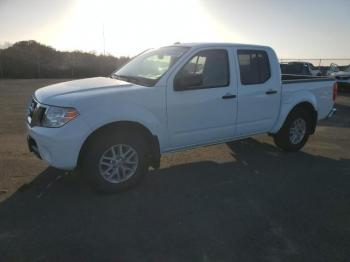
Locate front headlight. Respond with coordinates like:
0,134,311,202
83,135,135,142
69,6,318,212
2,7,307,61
42,106,79,128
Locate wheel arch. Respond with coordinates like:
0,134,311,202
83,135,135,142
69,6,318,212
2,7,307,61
271,100,318,134
78,121,161,169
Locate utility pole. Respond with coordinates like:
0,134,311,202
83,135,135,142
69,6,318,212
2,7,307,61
37,54,41,78
102,24,106,56
0,49,4,78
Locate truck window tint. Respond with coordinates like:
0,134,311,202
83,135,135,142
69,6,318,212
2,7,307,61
183,55,207,75
238,50,271,85
175,49,229,90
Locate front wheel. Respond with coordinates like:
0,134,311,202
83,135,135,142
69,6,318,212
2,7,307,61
80,131,149,193
273,109,311,152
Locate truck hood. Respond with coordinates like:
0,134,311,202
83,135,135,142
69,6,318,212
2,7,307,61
35,77,133,103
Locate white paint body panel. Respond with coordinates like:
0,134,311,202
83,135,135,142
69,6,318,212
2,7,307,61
26,43,335,170
165,46,238,150
270,80,334,133
234,47,282,136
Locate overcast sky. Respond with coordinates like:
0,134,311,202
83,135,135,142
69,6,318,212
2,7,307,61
0,0,349,58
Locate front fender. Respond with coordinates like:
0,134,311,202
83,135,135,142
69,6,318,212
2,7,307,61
79,101,167,150
270,91,317,133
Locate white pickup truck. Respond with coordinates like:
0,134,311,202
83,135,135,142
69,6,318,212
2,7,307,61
26,43,337,192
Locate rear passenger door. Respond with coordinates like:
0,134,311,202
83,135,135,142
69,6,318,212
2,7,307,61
235,49,281,136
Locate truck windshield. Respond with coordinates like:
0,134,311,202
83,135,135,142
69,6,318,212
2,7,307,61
309,63,318,70
112,46,190,86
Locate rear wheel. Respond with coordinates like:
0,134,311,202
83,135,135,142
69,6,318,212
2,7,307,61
80,130,149,193
273,109,312,152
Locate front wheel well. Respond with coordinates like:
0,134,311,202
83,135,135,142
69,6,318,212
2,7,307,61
78,121,160,169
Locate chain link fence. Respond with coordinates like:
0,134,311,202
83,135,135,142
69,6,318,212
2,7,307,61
280,59,350,67
279,59,350,77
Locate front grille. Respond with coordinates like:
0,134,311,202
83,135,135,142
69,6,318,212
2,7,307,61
27,97,46,126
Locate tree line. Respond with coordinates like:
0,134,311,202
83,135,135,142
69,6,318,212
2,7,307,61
0,41,130,79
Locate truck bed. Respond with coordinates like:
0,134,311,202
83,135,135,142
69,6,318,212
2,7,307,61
282,74,334,83
281,74,334,121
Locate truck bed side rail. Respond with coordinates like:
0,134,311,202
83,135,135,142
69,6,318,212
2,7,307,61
282,74,334,84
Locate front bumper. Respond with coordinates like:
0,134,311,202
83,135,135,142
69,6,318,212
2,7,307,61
27,136,41,159
26,117,92,170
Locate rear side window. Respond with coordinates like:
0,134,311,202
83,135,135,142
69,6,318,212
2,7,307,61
237,50,271,85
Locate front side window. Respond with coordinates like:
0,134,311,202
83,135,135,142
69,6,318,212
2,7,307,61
238,50,271,85
113,46,190,86
174,49,229,91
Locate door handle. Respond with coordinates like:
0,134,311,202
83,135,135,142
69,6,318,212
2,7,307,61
265,90,277,95
222,94,236,99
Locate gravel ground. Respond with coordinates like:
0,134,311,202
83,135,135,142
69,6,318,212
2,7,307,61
0,79,349,262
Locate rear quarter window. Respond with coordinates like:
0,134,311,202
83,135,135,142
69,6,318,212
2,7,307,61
237,50,271,85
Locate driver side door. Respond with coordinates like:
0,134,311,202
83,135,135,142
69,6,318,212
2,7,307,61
166,48,238,150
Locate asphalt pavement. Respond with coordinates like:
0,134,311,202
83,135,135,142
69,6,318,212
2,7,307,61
0,79,349,262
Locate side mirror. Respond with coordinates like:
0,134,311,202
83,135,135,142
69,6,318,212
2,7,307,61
174,73,203,91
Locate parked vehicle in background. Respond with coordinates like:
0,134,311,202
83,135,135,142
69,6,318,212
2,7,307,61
26,43,337,193
327,63,340,75
328,63,350,89
281,61,322,76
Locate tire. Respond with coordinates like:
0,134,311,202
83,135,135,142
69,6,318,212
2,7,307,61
273,109,312,152
80,130,149,193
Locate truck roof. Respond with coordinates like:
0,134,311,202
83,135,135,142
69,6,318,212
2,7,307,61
170,42,272,50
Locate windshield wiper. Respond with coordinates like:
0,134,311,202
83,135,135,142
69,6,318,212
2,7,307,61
113,75,138,83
